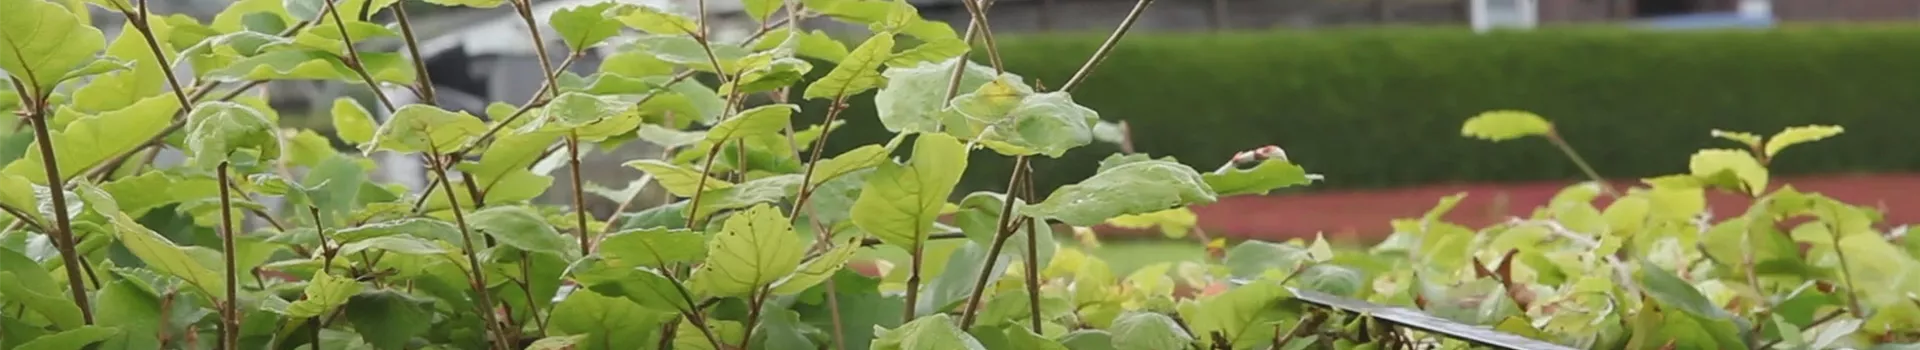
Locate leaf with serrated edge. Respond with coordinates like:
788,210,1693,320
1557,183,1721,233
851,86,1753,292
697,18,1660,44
803,33,894,100
80,184,226,303
273,270,363,318
874,57,997,134
183,101,279,169
3,95,180,184
598,228,708,267
851,133,969,249
553,2,623,52
871,313,987,350
367,104,488,155
0,0,107,93
330,98,377,145
705,104,797,143
689,204,805,298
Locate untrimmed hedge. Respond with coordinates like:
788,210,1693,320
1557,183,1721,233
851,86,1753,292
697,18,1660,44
794,26,1920,195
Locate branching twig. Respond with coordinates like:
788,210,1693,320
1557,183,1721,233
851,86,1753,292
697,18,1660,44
959,156,1029,328
11,80,94,325
1060,0,1157,92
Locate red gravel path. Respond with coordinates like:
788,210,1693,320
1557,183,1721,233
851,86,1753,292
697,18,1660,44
1181,173,1920,242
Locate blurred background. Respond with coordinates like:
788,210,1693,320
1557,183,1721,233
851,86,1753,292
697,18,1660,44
88,0,1920,273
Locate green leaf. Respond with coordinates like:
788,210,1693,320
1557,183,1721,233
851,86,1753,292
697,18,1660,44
684,174,804,223
332,218,462,243
1764,125,1843,158
0,0,107,94
203,49,414,84
689,204,805,298
1461,110,1552,142
0,271,83,331
0,173,40,220
1179,281,1293,350
770,237,862,295
888,39,969,67
615,4,698,35
1689,149,1768,196
807,145,890,187
367,104,488,155
803,33,895,100
598,227,708,268
93,280,162,350
81,184,226,302
1022,154,1217,226
873,57,997,134
851,133,969,249
12,326,119,350
742,0,781,21
183,101,279,169
635,124,706,149
3,95,180,184
528,335,589,350
468,206,577,257
516,92,644,141
944,76,1100,158
873,314,988,350
1204,159,1318,196
330,98,377,145
553,2,624,52
706,104,798,143
273,270,363,318
1709,129,1762,149
624,159,732,197
289,21,400,57
751,28,849,63
550,289,677,350
343,290,435,350
1109,312,1193,350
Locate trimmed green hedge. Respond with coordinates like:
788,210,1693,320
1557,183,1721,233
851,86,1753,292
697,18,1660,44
795,26,1920,195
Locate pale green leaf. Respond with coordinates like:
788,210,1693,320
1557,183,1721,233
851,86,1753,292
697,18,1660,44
204,49,414,84
0,0,107,93
684,173,803,223
945,77,1098,158
1461,110,1552,142
1110,312,1193,350
1179,281,1293,350
343,290,435,350
743,0,781,21
367,104,488,155
802,33,894,100
750,28,849,64
274,270,363,318
468,206,577,257
2,95,179,184
183,101,279,169
1105,208,1197,239
807,144,891,187
873,57,997,134
887,39,969,67
0,271,83,331
289,21,400,57
770,237,862,295
635,124,706,148
551,289,677,350
0,173,40,220
689,204,805,298
850,133,968,248
1710,129,1762,149
12,326,119,350
872,314,987,350
1204,159,1318,196
1021,155,1217,226
516,92,644,141
553,2,624,52
1688,149,1768,196
93,280,162,350
624,159,732,197
598,227,708,268
421,0,504,8
330,98,376,145
706,104,798,143
616,4,698,35
1764,125,1844,158
80,184,226,302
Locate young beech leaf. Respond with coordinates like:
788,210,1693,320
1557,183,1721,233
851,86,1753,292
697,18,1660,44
803,33,895,100
468,206,577,257
751,28,850,64
183,101,279,169
705,104,798,144
80,184,226,304
1203,159,1319,196
872,314,988,350
615,4,699,35
689,204,805,298
344,290,435,350
597,227,709,268
552,2,624,53
1688,149,1767,196
2,95,179,184
850,133,969,249
550,289,678,350
770,237,862,295
1105,207,1198,239
0,0,107,94
10,326,119,350
1709,129,1762,149
624,159,733,197
330,98,377,145
516,92,644,141
1110,312,1194,350
806,144,891,187
945,76,1100,158
1461,110,1553,142
272,270,362,318
0,173,40,220
1021,154,1217,226
873,57,999,134
1764,125,1843,158
367,104,487,155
